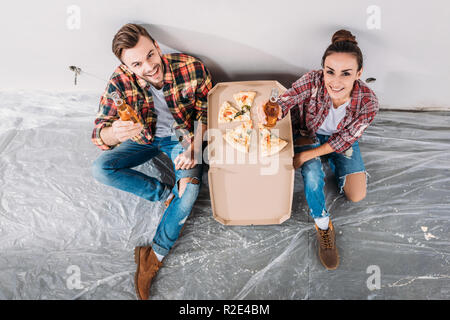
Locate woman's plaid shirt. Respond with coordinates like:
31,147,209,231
92,53,212,150
278,69,379,154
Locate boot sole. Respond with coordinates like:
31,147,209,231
134,247,143,300
319,249,340,270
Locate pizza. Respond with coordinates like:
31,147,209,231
218,101,251,123
233,91,256,109
223,120,254,153
218,91,256,123
258,124,288,157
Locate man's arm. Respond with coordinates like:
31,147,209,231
92,82,121,150
173,59,211,170
93,78,145,149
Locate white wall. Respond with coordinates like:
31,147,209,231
1,0,449,110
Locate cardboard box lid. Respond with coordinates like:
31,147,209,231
207,80,294,225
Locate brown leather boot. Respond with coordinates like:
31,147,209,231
315,220,339,270
134,246,162,300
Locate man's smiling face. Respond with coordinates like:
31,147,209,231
121,35,165,89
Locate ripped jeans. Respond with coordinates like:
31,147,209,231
91,135,202,256
294,134,367,219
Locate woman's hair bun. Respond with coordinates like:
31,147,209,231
331,29,358,45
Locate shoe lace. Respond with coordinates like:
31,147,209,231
143,260,161,283
148,265,158,278
319,229,333,249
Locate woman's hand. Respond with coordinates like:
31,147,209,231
257,101,283,125
293,152,312,170
294,148,320,169
293,142,335,170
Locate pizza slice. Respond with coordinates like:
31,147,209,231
218,101,251,123
223,120,253,153
233,91,256,109
258,124,288,157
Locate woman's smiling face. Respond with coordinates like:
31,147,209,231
323,52,363,106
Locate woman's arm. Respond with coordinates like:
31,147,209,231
278,71,314,119
294,142,334,169
327,99,379,154
258,71,316,124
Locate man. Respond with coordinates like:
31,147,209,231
91,23,212,299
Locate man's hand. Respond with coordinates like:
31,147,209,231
112,120,143,142
174,144,198,170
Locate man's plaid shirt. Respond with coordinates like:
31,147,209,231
92,53,212,150
278,69,379,154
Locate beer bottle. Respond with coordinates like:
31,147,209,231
263,88,280,128
109,92,141,125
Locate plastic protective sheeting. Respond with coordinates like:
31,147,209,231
0,90,449,299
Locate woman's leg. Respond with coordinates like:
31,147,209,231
327,140,368,202
294,136,329,220
295,135,339,270
343,172,367,202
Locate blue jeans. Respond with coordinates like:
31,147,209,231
294,134,367,219
91,136,202,256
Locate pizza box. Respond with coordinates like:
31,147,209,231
206,80,294,225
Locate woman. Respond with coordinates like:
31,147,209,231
259,29,379,270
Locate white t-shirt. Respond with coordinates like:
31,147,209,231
149,85,176,137
316,100,350,136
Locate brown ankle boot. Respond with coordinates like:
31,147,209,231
315,220,339,270
134,246,162,300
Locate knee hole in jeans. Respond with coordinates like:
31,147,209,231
177,177,200,198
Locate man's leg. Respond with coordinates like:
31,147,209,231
91,139,172,202
133,136,202,300
133,165,201,300
151,136,202,257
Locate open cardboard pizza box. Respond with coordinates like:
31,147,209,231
207,81,294,225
